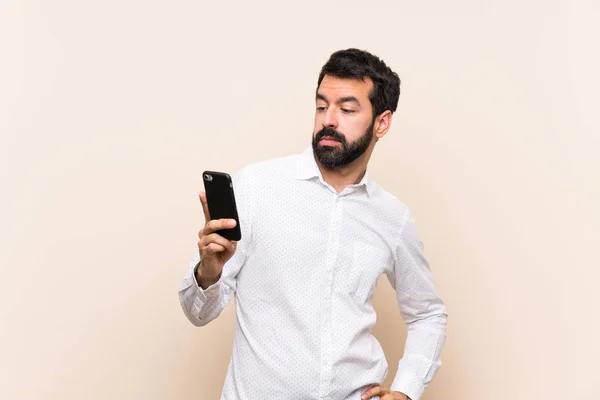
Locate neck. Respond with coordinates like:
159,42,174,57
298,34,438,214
313,152,370,194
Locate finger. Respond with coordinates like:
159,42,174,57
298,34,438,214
201,233,236,251
202,218,237,235
362,386,384,400
198,191,211,224
202,242,226,254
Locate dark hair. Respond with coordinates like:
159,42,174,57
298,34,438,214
317,48,401,118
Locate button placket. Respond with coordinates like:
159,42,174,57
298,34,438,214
317,194,342,399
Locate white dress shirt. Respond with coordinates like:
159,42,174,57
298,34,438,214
179,146,447,400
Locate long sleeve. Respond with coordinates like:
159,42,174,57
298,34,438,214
178,166,255,327
387,210,448,400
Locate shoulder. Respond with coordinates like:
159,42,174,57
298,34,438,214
367,183,426,257
368,181,412,229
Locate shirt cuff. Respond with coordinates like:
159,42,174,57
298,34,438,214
192,261,222,300
390,371,425,400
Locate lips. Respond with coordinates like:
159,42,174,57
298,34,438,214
319,137,339,145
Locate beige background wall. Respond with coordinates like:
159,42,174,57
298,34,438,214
1,1,598,399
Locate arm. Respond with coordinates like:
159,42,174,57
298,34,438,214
178,248,245,326
178,167,255,326
386,210,448,400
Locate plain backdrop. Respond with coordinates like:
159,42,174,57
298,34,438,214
1,1,599,399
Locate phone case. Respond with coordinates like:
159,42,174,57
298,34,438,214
202,170,242,241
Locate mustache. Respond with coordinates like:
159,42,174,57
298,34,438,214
315,127,347,144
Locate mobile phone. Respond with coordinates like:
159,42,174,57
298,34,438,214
202,170,242,241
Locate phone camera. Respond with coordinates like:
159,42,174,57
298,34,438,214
204,174,213,181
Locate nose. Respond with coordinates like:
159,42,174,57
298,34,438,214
322,107,338,129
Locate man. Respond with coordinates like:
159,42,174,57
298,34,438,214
179,48,447,400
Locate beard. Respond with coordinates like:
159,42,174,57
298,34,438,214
312,119,375,167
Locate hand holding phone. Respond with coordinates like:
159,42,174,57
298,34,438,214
195,171,241,288
202,171,242,241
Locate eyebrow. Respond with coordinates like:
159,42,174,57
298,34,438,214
316,93,361,106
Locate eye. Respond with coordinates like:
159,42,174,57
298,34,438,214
341,108,355,114
316,106,327,112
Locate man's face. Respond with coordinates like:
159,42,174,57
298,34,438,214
312,75,376,167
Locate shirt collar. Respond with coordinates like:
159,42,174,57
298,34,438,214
295,146,374,197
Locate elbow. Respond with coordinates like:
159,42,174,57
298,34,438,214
405,302,448,331
189,316,210,327
179,294,212,327
181,306,213,327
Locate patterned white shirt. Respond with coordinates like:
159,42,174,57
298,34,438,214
179,146,447,400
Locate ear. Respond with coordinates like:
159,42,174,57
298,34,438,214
374,110,393,140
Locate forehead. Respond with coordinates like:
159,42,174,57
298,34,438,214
317,75,373,101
